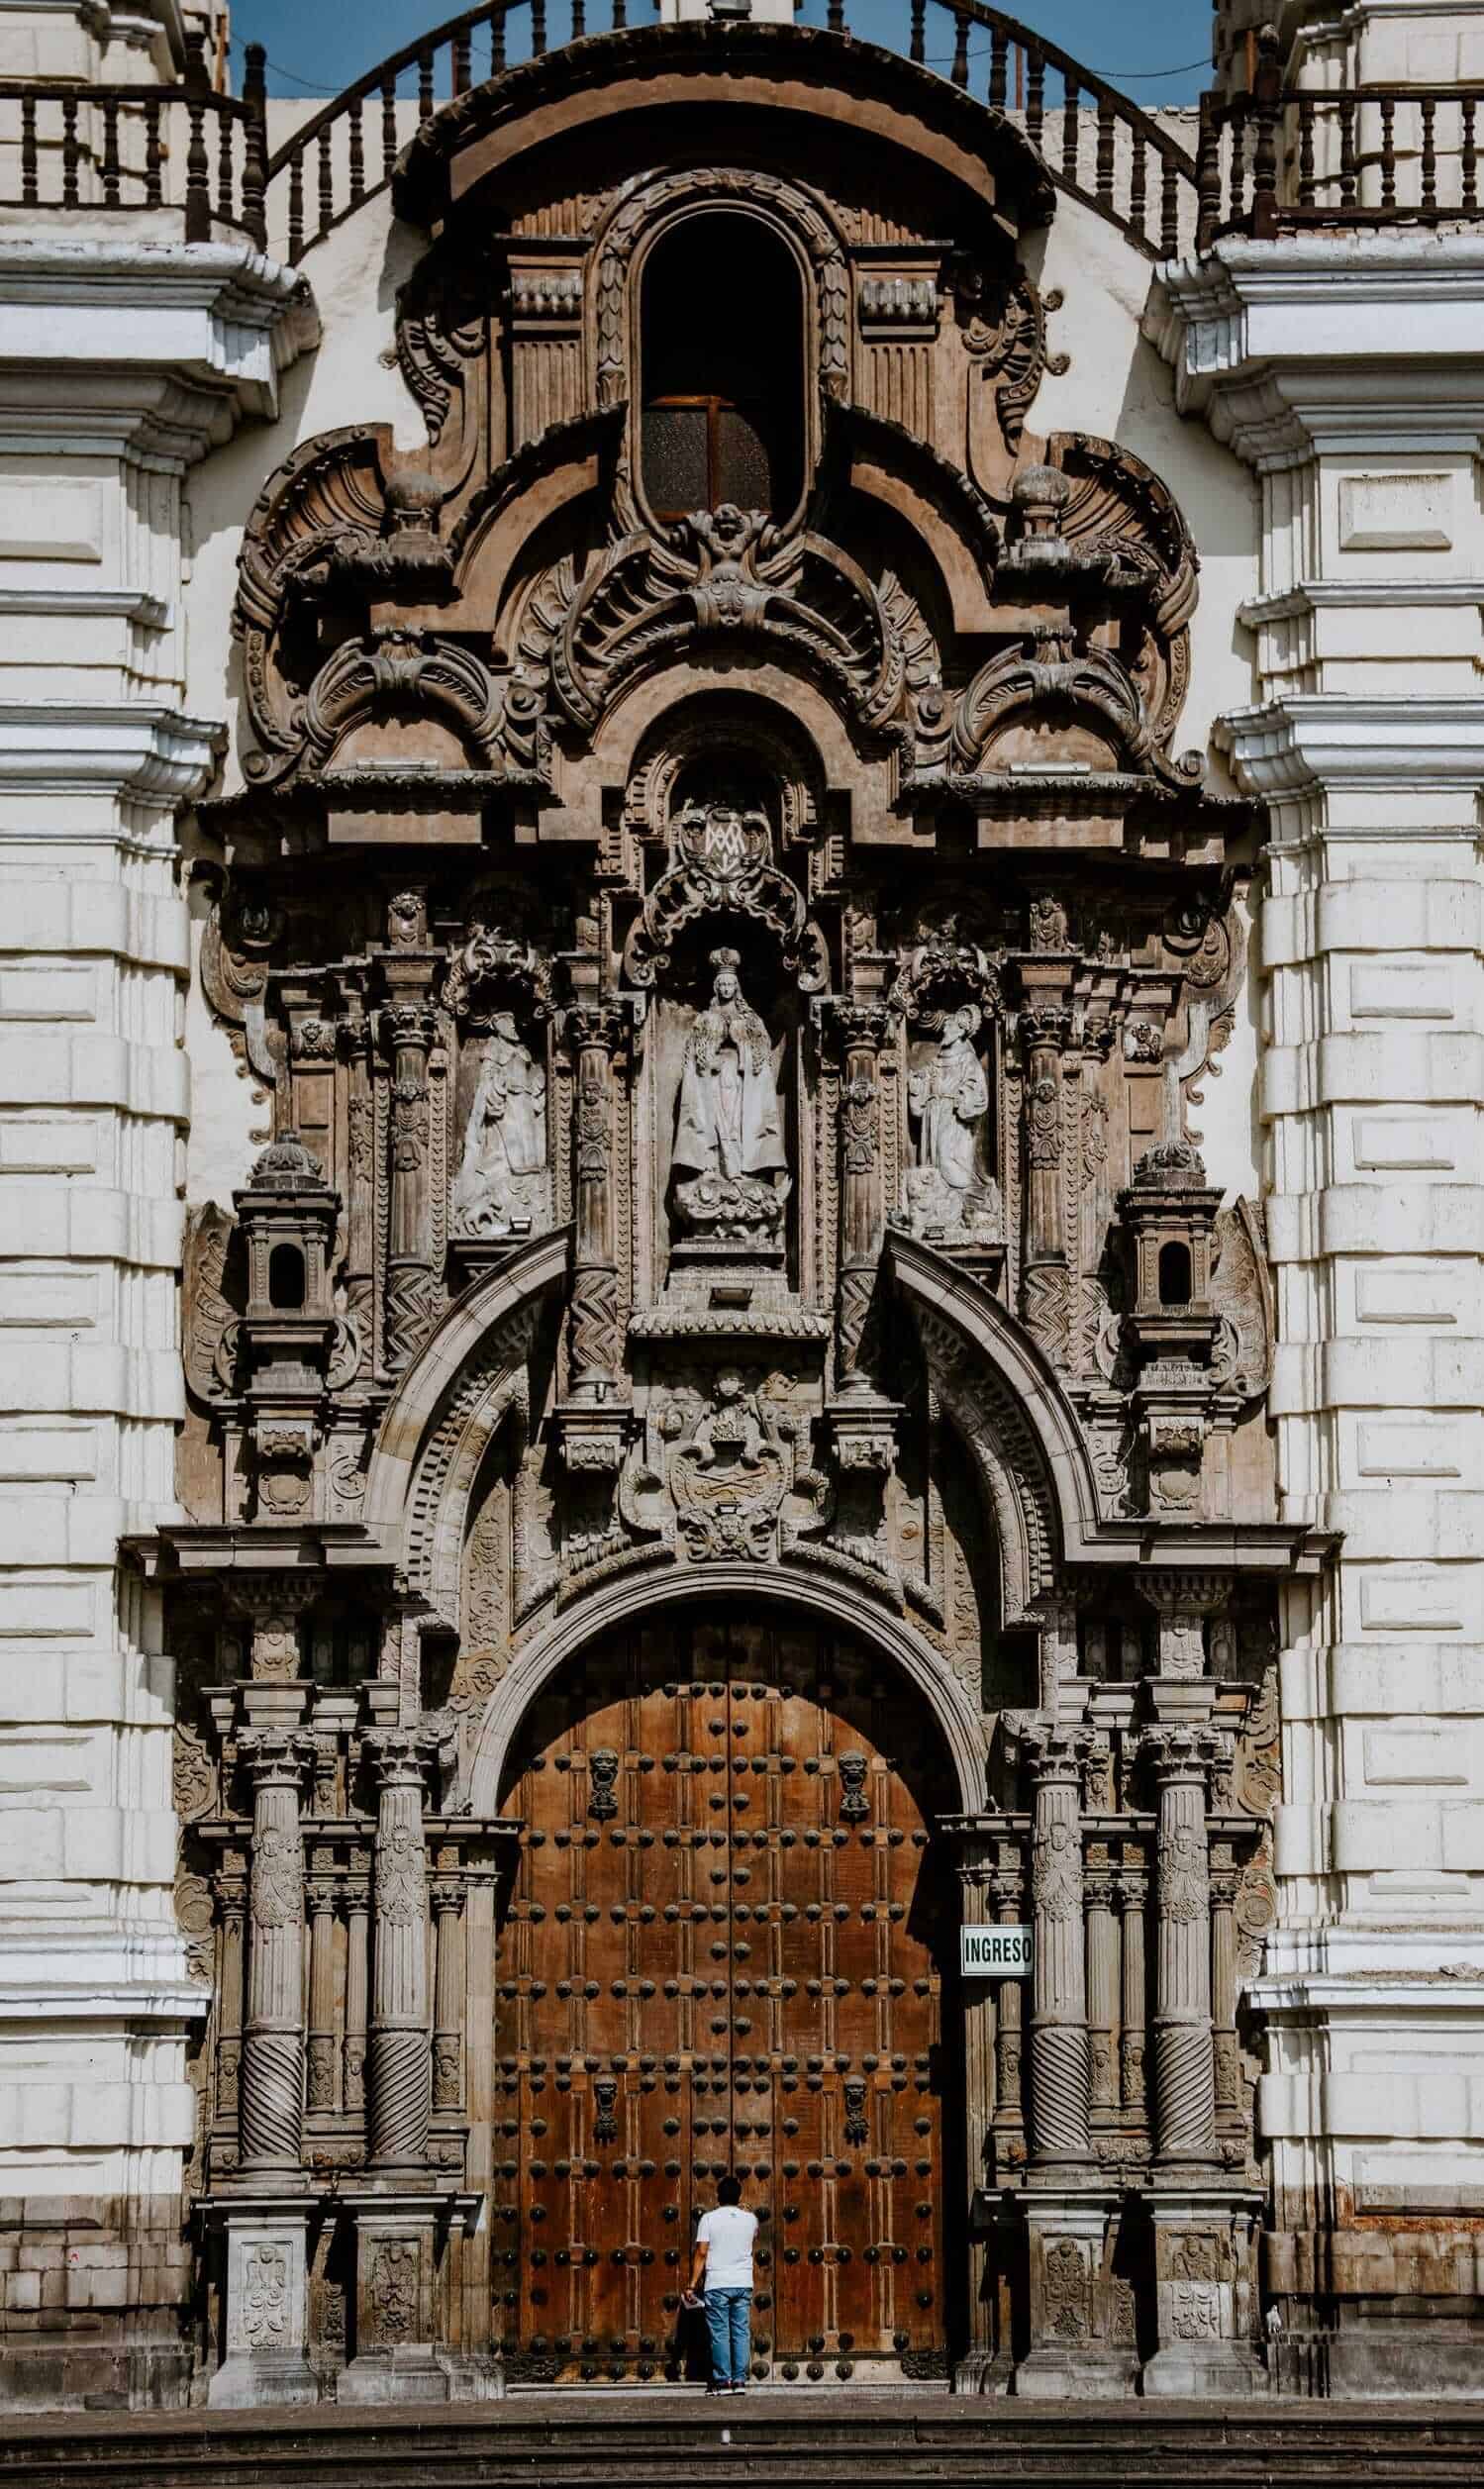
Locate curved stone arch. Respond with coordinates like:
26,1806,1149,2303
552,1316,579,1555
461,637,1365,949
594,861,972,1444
365,1226,570,1614
932,1366,1049,1629
889,1228,1104,1578
593,162,851,432
466,1560,987,1819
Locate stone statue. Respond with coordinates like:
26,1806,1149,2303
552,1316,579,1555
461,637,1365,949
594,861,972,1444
450,1014,547,1239
672,949,788,1245
905,1004,1002,1240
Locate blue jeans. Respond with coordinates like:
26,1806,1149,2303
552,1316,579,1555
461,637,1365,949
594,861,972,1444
704,2285,751,2386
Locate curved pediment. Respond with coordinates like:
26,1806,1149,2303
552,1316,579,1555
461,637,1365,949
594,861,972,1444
392,24,1056,243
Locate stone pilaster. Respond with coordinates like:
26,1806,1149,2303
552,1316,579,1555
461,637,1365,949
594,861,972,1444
432,1877,466,2116
1117,1862,1149,2122
820,998,892,1391
305,1872,338,2115
344,1857,370,2120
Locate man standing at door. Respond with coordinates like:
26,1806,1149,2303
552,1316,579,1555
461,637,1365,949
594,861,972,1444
687,2172,757,2394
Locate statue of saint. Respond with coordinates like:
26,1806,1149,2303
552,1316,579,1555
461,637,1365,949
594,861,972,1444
905,1004,1002,1239
671,949,787,1244
451,1013,547,1238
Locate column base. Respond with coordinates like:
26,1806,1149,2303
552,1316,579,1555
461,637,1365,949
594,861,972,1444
203,2201,319,2410
1010,2184,1139,2399
337,2343,501,2404
1141,2340,1263,2398
209,2348,321,2409
952,2348,1013,2396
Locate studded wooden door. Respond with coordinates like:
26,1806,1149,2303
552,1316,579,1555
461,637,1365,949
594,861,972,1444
491,1605,961,2384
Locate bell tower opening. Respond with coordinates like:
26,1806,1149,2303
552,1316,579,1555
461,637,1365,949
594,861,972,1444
640,212,805,523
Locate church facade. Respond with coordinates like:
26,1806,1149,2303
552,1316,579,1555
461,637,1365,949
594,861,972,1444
2,0,1483,2412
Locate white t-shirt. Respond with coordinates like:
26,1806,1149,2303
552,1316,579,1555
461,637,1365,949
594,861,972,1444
696,2204,757,2291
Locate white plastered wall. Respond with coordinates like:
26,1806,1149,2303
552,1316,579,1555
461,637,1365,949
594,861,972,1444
0,233,314,2257
1148,228,1484,2269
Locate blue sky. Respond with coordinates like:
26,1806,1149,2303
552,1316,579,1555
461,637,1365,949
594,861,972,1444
232,0,1212,103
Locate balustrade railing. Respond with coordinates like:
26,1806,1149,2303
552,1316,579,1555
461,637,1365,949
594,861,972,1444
10,4,1484,269
0,28,266,245
259,0,1200,263
1199,26,1483,243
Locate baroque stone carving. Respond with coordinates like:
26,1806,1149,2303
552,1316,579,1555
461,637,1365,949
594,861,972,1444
671,952,789,1248
451,1018,548,1241
903,1005,1002,1241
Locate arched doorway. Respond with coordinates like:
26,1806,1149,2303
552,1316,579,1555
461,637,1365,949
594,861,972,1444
490,1603,963,2384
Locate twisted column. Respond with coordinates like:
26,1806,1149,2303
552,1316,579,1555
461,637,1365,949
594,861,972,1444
239,1730,316,2176
367,1731,434,2171
565,1004,627,1391
1146,1725,1224,2169
1022,1723,1093,2169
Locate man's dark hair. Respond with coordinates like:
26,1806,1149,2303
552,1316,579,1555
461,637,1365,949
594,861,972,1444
717,2172,742,2206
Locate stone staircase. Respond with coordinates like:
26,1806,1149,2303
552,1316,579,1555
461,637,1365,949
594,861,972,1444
4,2395,1484,2487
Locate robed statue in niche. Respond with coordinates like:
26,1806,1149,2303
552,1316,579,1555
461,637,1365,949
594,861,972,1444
451,1012,548,1238
905,1003,1002,1240
671,948,788,1247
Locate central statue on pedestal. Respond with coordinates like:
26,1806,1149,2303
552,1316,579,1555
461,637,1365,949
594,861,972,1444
671,948,788,1248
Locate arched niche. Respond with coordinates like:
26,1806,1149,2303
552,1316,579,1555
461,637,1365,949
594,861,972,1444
639,208,807,529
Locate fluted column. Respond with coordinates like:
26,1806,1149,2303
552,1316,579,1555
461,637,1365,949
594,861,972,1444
565,1003,627,1392
1019,1007,1071,1367
991,1864,1027,2172
215,1865,247,2134
1022,1724,1093,2169
367,1731,434,2171
305,1872,338,2113
432,1876,466,2114
382,997,437,1376
1085,1857,1120,2126
239,1730,316,2178
1117,1861,1148,2120
1210,1843,1242,2138
1147,1725,1223,2169
344,1853,369,2117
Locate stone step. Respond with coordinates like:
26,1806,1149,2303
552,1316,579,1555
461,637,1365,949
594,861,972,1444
4,2395,1484,2489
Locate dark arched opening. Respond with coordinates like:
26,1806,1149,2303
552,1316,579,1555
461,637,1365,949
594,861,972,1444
641,213,805,522
267,1243,305,1309
1157,1240,1192,1306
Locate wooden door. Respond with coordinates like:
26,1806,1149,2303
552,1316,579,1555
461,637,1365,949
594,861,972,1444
492,1606,959,2384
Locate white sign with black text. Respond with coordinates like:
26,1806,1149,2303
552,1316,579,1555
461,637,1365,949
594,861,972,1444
960,1923,1033,1979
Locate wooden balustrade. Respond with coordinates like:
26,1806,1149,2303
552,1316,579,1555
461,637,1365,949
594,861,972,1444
1199,27,1483,245
0,33,267,244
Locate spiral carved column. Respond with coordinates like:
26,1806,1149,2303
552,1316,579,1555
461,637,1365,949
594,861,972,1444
239,1730,315,2177
1022,1723,1093,2169
1147,1725,1223,2170
367,1731,434,2172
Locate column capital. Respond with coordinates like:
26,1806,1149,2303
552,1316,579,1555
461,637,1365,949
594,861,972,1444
1139,1722,1229,1788
563,1001,630,1056
363,1728,439,1791
238,1728,318,1790
813,994,894,1055
1017,1721,1097,1786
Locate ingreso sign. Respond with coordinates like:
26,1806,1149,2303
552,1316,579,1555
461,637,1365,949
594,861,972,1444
960,1924,1033,1978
